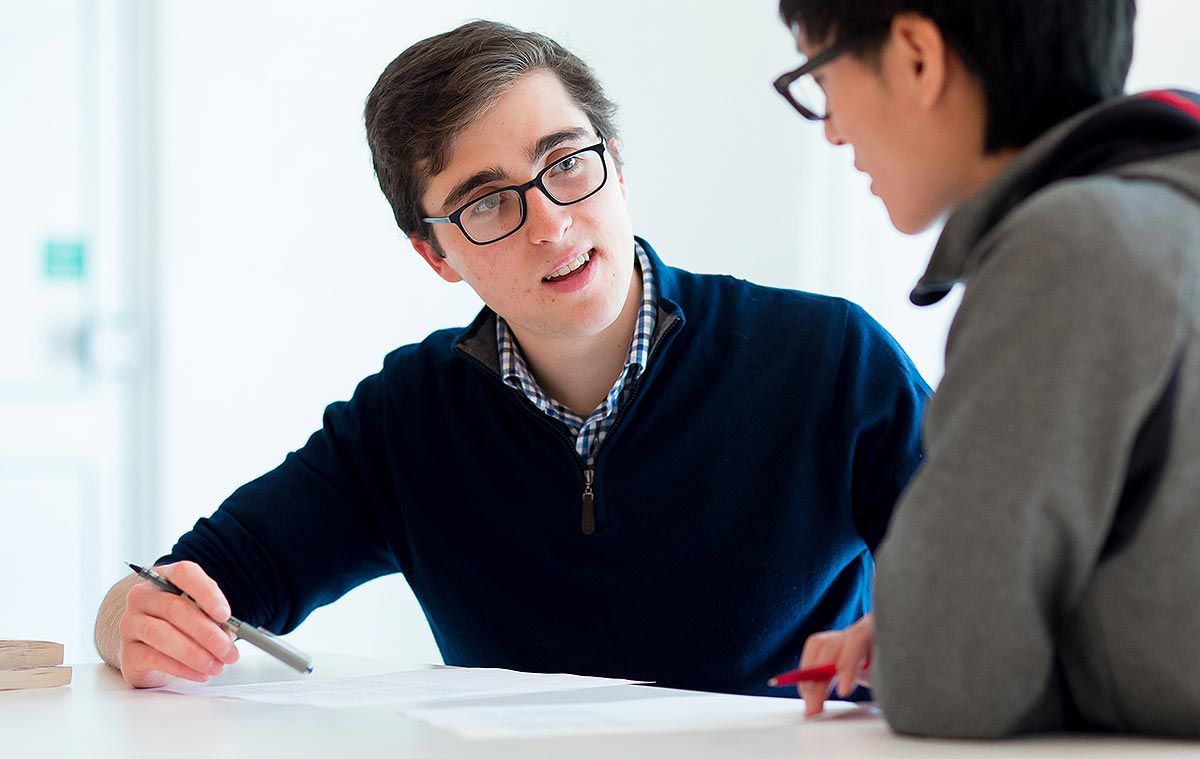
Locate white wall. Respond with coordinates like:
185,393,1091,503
144,1,1200,663
0,0,159,664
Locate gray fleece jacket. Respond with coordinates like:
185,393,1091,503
872,90,1200,739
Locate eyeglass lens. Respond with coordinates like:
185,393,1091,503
461,148,606,243
788,72,828,119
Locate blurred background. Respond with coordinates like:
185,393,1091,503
2,0,1197,667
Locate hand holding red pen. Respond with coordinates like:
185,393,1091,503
777,612,875,717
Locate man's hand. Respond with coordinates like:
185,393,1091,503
115,561,240,688
796,612,874,717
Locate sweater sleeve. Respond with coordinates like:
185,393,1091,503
872,181,1184,738
838,303,931,554
162,369,404,635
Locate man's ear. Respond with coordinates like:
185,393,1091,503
410,233,463,283
887,12,949,110
609,137,628,201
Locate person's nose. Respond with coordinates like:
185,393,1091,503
824,114,847,146
523,186,572,245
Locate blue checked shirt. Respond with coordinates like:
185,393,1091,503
497,244,657,465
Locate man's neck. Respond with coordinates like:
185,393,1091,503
511,264,644,417
963,147,1021,200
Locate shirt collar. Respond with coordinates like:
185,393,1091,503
498,242,657,395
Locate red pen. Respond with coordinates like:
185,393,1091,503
767,663,837,687
767,661,870,688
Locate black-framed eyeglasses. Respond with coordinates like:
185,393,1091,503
773,36,864,121
422,138,609,246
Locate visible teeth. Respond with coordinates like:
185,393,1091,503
547,251,591,279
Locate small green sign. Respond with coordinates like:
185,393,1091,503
44,239,87,280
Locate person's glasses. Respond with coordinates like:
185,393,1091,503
773,37,863,121
422,138,609,246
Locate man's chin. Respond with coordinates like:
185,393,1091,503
885,203,937,236
532,299,629,342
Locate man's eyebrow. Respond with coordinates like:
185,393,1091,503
527,127,593,165
440,166,510,214
437,127,594,214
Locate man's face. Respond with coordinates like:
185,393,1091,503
795,24,983,234
414,70,634,341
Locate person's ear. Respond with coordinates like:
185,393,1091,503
609,137,628,201
410,233,463,283
887,12,949,110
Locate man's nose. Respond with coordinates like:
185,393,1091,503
524,187,571,244
824,114,846,146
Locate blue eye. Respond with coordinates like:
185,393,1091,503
470,193,503,216
555,155,579,173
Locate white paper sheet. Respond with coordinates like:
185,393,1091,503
161,667,644,709
406,693,877,739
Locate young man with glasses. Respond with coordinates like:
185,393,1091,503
94,21,929,698
773,0,1200,738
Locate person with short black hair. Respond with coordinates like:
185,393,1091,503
773,0,1200,738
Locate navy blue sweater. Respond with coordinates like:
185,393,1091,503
166,238,929,697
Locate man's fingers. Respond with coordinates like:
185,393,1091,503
796,633,840,716
803,678,834,716
121,641,211,687
835,652,867,697
117,562,239,690
834,616,875,697
798,631,838,669
834,637,864,697
123,613,226,678
134,588,240,665
794,615,876,714
156,561,233,622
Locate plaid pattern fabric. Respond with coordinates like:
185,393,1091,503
497,244,657,465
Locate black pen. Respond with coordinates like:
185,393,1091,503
127,562,313,674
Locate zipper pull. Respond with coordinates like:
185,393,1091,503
581,467,596,535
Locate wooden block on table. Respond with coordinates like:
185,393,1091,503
0,665,73,691
0,640,64,669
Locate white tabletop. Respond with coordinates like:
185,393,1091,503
1,655,1194,758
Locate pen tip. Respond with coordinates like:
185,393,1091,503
127,562,143,573
767,678,779,687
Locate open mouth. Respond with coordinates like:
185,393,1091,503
543,249,593,283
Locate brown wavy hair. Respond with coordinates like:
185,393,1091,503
364,20,622,246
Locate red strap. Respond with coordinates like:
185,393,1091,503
1141,90,1200,123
